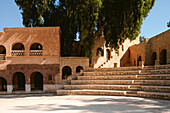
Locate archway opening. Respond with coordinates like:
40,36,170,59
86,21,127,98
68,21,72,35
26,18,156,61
62,66,72,79
106,49,111,61
31,72,43,91
96,48,104,56
0,45,6,60
30,43,43,56
137,56,142,66
0,77,7,91
13,72,25,91
76,66,83,73
12,43,25,56
160,49,167,65
30,43,43,50
152,52,157,65
12,43,25,50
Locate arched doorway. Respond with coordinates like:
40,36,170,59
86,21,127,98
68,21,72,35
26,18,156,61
12,43,25,56
0,77,7,91
30,43,43,56
152,52,157,65
0,45,6,60
62,66,72,79
76,66,83,73
96,48,104,56
137,56,142,66
106,49,111,61
160,49,167,65
31,72,43,90
13,72,25,91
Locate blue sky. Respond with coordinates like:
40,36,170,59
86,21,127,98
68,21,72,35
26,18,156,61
0,0,170,38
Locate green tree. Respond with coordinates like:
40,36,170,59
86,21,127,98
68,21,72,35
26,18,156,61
167,21,170,27
139,36,145,43
15,0,155,58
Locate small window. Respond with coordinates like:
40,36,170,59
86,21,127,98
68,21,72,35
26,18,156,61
48,75,52,81
96,48,104,56
122,45,124,51
129,50,130,58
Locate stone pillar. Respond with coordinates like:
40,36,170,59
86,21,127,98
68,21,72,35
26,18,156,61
155,60,160,65
139,61,144,68
7,85,13,93
168,59,170,64
25,84,31,93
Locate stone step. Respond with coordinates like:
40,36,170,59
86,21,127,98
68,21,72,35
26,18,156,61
78,75,139,80
83,70,140,76
64,85,141,91
141,86,170,93
155,65,170,69
86,67,142,72
71,80,138,85
71,80,170,85
151,69,170,74
57,89,137,96
137,91,170,100
77,74,170,80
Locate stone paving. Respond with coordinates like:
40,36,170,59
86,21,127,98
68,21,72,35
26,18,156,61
0,95,170,113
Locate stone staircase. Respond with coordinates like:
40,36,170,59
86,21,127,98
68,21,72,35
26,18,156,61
57,65,170,100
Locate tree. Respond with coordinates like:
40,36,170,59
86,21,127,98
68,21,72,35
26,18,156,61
139,36,145,43
15,0,155,59
167,21,170,27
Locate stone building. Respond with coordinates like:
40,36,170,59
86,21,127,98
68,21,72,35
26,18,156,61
0,27,169,94
0,27,89,93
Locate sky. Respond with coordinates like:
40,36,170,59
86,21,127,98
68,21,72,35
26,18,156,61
0,0,170,38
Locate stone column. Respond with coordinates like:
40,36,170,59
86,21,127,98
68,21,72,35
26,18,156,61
25,84,31,93
7,85,13,93
155,60,160,65
139,61,144,68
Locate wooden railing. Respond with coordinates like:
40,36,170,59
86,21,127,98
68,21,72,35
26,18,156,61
30,50,43,56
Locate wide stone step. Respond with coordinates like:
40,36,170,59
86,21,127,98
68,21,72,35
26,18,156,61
71,80,170,85
78,75,139,80
57,89,137,96
151,69,170,74
64,85,141,91
77,74,170,80
83,70,140,76
141,86,170,93
139,74,170,80
86,67,142,72
137,91,170,100
71,80,138,85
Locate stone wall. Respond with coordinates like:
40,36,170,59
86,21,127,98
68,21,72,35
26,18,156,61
92,35,139,68
129,29,170,66
0,27,61,56
60,57,89,79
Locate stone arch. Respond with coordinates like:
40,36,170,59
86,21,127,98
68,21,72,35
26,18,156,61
106,49,111,61
30,43,43,56
0,45,6,60
76,66,83,73
30,43,43,50
96,48,104,56
0,77,7,91
160,49,167,65
152,52,157,65
12,43,25,56
12,43,25,50
137,56,142,66
13,72,25,91
31,72,43,91
62,66,72,79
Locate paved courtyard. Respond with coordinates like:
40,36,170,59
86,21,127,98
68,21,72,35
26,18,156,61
0,94,170,113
